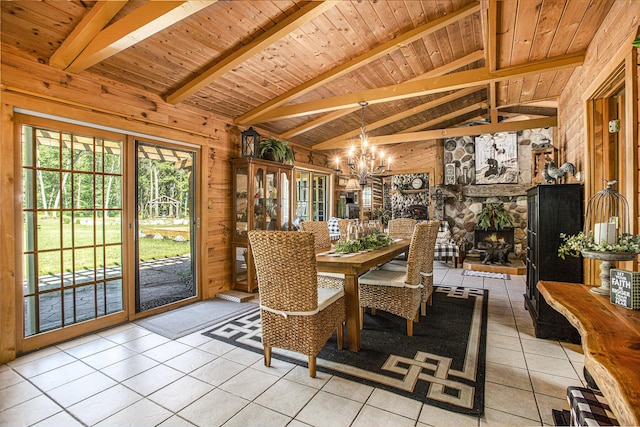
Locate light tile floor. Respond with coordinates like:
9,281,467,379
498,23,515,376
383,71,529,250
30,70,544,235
1,264,585,426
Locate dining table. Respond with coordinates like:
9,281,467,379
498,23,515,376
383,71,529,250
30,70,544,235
315,239,411,352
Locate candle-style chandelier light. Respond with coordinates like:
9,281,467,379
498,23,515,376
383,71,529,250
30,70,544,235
333,101,391,187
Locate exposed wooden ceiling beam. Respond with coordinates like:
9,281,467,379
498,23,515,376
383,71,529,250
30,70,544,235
399,102,487,134
254,52,584,123
166,1,338,105
49,1,127,70
364,117,558,147
486,0,498,72
489,83,499,123
235,1,481,125
313,87,484,150
279,50,485,139
66,1,213,73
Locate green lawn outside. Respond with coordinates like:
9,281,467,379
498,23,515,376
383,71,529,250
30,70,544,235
34,217,191,275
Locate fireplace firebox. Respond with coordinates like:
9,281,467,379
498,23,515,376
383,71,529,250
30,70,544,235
474,227,514,251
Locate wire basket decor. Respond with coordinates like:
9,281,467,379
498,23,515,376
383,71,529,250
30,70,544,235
583,180,630,244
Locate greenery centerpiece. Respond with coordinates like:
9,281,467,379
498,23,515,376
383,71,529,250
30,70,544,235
476,202,514,230
258,137,295,164
334,228,394,254
558,232,640,259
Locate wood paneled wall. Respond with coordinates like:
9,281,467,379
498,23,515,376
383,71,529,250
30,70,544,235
0,46,242,362
558,1,640,282
380,139,443,183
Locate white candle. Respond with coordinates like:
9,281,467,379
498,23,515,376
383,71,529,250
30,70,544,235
594,222,617,245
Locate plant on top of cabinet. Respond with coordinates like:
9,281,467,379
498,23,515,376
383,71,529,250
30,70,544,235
259,138,295,164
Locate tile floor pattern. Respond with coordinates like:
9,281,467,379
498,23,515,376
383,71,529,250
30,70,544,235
1,264,586,427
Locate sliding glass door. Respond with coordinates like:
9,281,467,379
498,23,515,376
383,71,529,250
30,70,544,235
21,123,124,337
135,141,197,312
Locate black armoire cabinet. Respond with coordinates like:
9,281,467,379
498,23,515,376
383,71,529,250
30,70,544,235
525,184,583,343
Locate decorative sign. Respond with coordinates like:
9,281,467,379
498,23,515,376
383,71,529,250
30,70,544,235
445,163,456,185
610,269,640,309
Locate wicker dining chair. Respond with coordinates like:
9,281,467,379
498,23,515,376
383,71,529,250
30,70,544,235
248,231,345,378
337,219,354,240
378,220,440,316
387,218,417,261
388,218,418,240
357,222,431,336
300,221,345,290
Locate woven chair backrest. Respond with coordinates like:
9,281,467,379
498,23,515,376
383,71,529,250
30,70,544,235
248,231,318,312
405,221,437,285
419,220,441,275
388,218,418,240
299,221,331,249
337,219,354,239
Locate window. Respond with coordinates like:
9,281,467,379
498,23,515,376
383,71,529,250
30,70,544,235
295,169,330,223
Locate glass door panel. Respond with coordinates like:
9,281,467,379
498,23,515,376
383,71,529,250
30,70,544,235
281,172,290,230
313,175,327,221
21,125,124,337
254,168,265,230
265,171,277,230
296,171,310,223
135,141,196,312
235,167,248,238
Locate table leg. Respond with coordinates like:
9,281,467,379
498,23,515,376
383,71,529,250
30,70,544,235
343,273,361,352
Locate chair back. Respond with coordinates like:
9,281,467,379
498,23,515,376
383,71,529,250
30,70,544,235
337,219,354,240
420,220,441,275
299,221,331,249
388,218,417,240
248,231,318,312
405,222,436,285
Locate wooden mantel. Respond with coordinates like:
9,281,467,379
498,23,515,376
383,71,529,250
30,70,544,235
537,281,640,426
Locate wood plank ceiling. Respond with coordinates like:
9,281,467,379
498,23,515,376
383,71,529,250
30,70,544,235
1,0,614,151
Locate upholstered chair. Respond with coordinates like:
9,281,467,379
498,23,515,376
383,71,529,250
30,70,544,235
248,231,345,377
299,221,345,290
357,222,431,336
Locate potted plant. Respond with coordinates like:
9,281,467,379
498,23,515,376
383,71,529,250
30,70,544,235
258,137,295,164
476,202,514,230
558,232,640,259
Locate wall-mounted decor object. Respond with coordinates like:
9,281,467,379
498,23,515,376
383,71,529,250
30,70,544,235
475,132,518,184
444,163,456,185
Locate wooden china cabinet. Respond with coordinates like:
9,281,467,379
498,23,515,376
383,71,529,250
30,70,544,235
232,158,294,292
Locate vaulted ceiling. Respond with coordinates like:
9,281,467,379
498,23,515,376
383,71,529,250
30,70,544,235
1,0,615,150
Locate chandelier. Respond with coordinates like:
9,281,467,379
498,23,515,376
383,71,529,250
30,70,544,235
333,101,391,187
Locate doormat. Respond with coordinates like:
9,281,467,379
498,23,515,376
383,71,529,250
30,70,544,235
135,298,258,339
202,286,488,416
462,270,510,280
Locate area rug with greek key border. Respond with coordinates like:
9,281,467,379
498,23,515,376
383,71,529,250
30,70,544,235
202,285,488,415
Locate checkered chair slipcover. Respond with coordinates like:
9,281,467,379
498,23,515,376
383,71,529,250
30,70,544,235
567,386,619,426
328,217,341,241
433,221,460,268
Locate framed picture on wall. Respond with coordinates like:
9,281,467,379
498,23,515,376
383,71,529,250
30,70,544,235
475,132,519,184
444,163,456,185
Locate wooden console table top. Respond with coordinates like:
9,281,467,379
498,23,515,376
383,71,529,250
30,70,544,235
537,281,640,426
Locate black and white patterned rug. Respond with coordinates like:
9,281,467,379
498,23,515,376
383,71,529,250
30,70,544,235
202,286,488,415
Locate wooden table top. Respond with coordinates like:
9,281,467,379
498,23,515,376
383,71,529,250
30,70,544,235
315,240,410,273
537,280,640,427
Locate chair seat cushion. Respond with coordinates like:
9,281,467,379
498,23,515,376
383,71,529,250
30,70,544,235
379,259,407,272
359,269,421,288
317,287,344,311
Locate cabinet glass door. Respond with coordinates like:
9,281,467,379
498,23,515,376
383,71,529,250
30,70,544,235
265,170,277,230
235,167,248,238
281,171,290,230
254,168,265,230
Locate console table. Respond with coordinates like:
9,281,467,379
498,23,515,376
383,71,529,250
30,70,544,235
537,281,640,426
